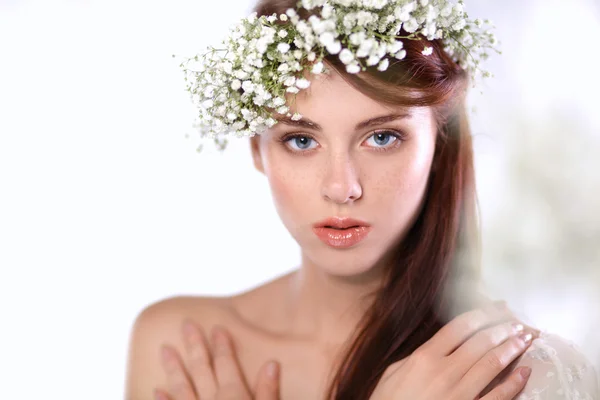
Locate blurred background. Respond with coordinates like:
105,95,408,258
0,0,598,398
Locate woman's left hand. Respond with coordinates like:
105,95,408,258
154,320,280,400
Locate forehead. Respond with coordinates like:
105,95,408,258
281,69,430,129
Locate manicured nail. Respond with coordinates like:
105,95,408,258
266,361,279,379
520,367,532,380
519,332,533,345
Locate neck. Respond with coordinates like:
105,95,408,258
282,252,387,346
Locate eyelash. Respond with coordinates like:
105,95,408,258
278,130,407,154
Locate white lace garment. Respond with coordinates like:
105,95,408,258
513,331,599,399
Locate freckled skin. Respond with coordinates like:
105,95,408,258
251,69,437,277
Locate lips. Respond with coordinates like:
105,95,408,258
312,217,371,249
314,217,370,230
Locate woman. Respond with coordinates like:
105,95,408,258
125,0,599,399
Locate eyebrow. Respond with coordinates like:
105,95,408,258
274,112,411,131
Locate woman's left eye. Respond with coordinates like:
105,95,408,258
363,131,403,149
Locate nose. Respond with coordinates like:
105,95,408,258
320,154,363,204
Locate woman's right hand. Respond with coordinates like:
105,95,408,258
369,302,535,400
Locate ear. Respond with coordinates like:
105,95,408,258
250,135,265,174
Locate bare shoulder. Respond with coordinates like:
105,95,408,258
124,295,235,400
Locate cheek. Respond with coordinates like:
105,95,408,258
368,141,435,218
263,151,316,224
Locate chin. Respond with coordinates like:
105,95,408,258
304,243,390,280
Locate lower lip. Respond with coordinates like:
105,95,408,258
312,226,372,249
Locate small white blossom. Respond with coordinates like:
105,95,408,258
395,49,407,59
312,61,324,74
326,40,342,54
296,78,311,89
291,112,302,121
377,58,389,71
346,63,361,73
277,42,290,54
339,48,354,64
422,46,434,56
231,79,242,90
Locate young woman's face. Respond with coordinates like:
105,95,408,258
251,69,438,277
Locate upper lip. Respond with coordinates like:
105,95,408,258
313,217,370,229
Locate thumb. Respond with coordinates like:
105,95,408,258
254,360,280,400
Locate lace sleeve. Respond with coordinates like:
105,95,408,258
514,331,599,400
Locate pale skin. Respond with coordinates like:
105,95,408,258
125,68,540,400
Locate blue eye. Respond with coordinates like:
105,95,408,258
285,135,318,151
364,131,401,148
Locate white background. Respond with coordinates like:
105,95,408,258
1,0,599,398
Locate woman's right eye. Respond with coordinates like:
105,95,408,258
284,135,318,152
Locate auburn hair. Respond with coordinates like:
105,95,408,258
253,1,488,398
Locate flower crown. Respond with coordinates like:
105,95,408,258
176,0,500,151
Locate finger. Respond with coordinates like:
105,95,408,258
447,320,526,379
160,345,197,400
181,320,218,399
480,367,532,400
421,301,514,357
254,360,280,400
210,326,251,397
456,332,533,398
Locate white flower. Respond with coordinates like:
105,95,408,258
422,46,434,56
339,48,354,64
312,61,324,74
241,80,255,93
277,43,290,53
326,40,342,54
286,86,300,93
377,58,389,71
319,31,335,46
404,18,419,32
231,79,242,90
366,55,380,66
346,63,361,73
296,78,311,89
291,112,302,121
395,49,407,59
283,76,296,86
278,29,288,38
277,63,290,73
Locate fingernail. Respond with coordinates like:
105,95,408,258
266,361,279,379
512,323,524,334
520,367,532,380
519,332,533,345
